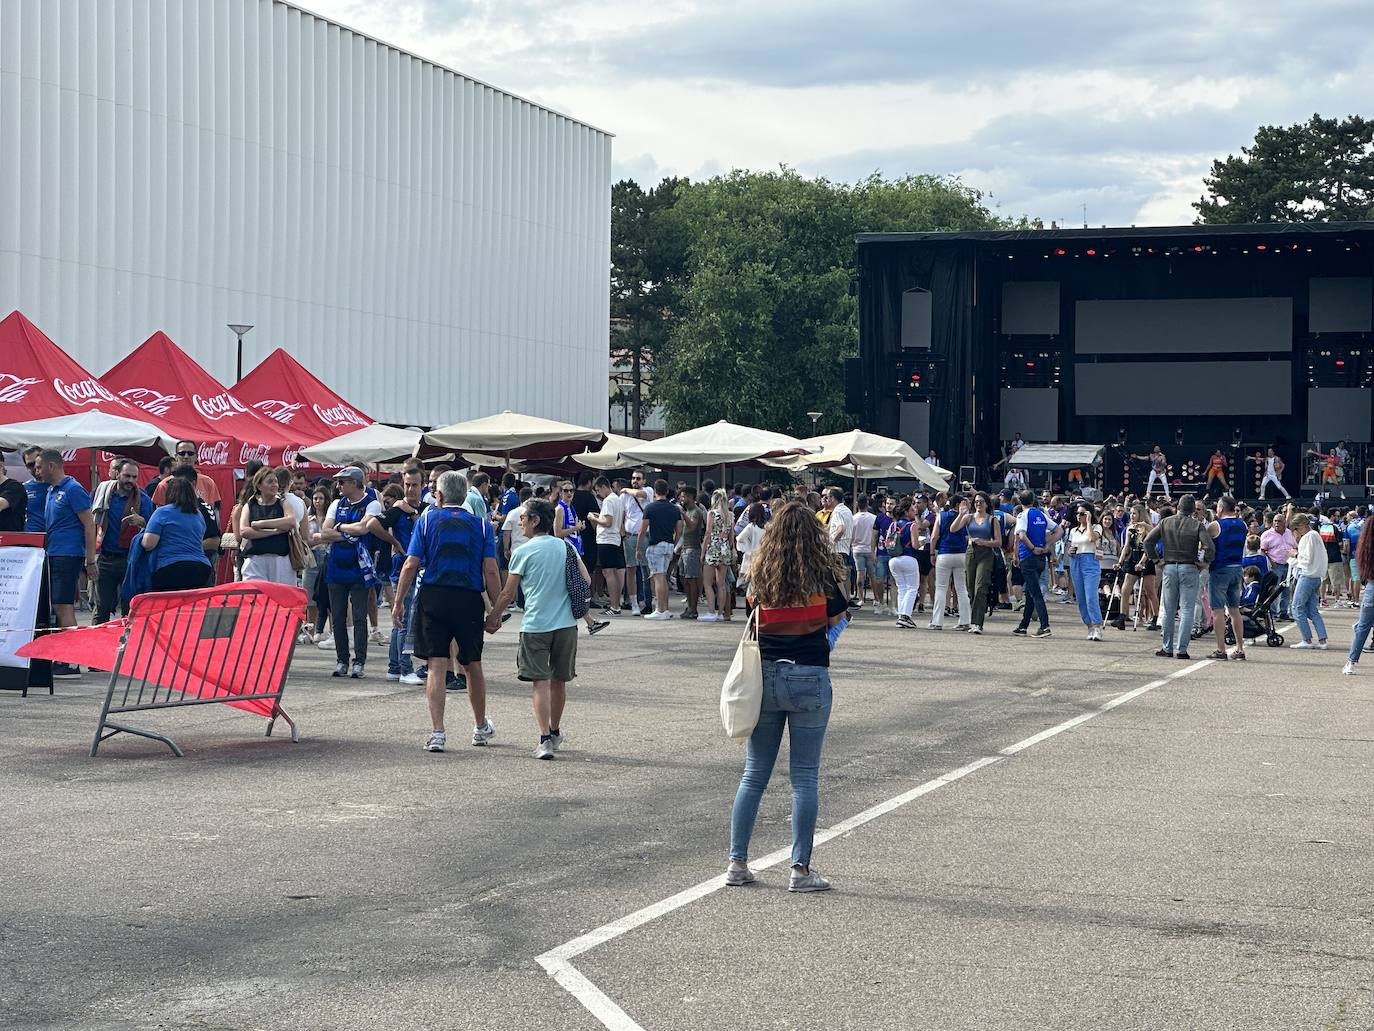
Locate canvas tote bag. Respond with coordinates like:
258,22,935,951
720,607,763,741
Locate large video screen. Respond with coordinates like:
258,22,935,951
1076,298,1292,354
1075,362,1291,415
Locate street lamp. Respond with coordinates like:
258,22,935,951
228,323,254,383
806,410,823,433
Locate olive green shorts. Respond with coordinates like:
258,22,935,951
517,626,578,683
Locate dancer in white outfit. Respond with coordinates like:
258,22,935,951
1259,446,1290,500
1133,445,1171,499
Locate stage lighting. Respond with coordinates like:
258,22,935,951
1055,248,1066,255
1117,428,1128,446
1175,428,1184,445
1256,244,1266,251
1085,248,1097,256
1232,428,1242,446
1193,245,1204,252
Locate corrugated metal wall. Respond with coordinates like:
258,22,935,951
0,0,612,428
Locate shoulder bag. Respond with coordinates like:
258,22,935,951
720,607,763,741
564,539,591,618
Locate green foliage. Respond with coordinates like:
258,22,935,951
1194,114,1374,224
647,168,1007,435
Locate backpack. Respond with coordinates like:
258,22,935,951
564,540,590,619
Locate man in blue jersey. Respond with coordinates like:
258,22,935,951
92,459,153,624
394,470,501,754
35,450,97,677
22,446,49,534
1012,489,1060,638
1206,495,1248,660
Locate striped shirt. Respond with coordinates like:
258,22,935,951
752,578,847,667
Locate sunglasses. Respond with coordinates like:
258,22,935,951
560,488,573,493
176,450,196,457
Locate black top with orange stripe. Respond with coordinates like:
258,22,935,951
752,577,848,668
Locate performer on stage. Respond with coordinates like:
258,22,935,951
1307,444,1345,498
1205,449,1229,493
993,434,1027,490
1132,445,1170,499
1259,446,1289,500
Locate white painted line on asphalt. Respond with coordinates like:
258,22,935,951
537,652,1224,1030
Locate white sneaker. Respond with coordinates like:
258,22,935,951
1343,661,1357,675
472,719,496,746
1314,642,1328,650
700,612,723,622
400,672,425,686
385,672,401,681
369,627,386,645
315,636,335,650
1290,641,1314,649
424,731,446,753
644,610,673,621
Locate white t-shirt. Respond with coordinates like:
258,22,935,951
851,511,876,554
502,504,529,552
736,522,765,572
829,503,854,555
620,488,650,535
326,496,383,525
1068,526,1099,555
283,490,307,529
596,492,624,545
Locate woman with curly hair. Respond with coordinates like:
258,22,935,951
1343,515,1374,673
726,501,849,894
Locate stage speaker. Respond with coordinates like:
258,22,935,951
1310,277,1373,334
899,401,930,456
1001,281,1060,336
958,465,978,488
1308,387,1372,443
843,357,863,413
901,288,932,349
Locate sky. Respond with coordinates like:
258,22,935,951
305,0,1374,227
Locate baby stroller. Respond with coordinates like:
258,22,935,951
1226,571,1284,647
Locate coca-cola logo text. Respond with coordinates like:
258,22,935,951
253,399,303,425
119,386,183,416
0,374,42,403
239,443,271,465
196,441,231,465
313,402,369,430
53,377,116,407
192,392,251,422
283,446,301,466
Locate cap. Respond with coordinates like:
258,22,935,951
334,466,366,484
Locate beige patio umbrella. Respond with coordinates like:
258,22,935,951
300,423,422,466
766,429,950,491
573,433,644,470
417,410,606,464
616,420,816,467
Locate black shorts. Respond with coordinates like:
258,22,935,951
596,543,626,569
414,585,485,665
915,551,932,576
580,534,599,571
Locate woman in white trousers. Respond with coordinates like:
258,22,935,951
888,497,924,629
929,495,972,630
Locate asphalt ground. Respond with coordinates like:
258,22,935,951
2,593,1372,1030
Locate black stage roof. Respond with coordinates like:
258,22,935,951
857,220,1374,246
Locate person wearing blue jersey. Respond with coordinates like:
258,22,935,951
394,470,500,754
1347,506,1367,603
36,450,97,675
93,459,153,624
1013,489,1060,638
1205,495,1249,661
371,468,424,682
320,466,385,679
928,493,972,630
22,446,49,534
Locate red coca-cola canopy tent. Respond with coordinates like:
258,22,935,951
102,331,299,468
0,310,201,467
230,348,374,450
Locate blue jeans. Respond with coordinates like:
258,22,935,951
1159,563,1200,654
1349,582,1374,662
1292,574,1327,643
1017,554,1049,629
729,661,832,869
388,586,415,676
1071,554,1102,626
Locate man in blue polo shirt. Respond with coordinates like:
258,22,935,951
92,459,153,624
22,446,48,533
1013,489,1059,638
394,470,500,754
36,449,97,677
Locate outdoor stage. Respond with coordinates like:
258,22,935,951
852,221,1374,493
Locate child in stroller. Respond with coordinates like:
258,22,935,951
1230,569,1284,647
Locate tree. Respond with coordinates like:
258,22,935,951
1195,114,1374,224
651,169,1007,436
610,177,690,435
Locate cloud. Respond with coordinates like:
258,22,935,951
300,0,1374,225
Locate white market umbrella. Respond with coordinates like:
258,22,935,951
617,420,816,468
0,410,177,454
419,410,605,462
300,423,422,465
573,433,644,470
766,430,950,491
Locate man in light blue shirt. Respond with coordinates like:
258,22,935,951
487,498,580,760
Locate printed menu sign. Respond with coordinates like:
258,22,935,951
0,546,44,668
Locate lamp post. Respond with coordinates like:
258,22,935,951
228,323,254,383
806,411,823,488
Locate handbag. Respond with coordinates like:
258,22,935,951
720,607,763,741
288,527,315,572
564,540,591,618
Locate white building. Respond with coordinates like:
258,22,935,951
0,0,612,429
